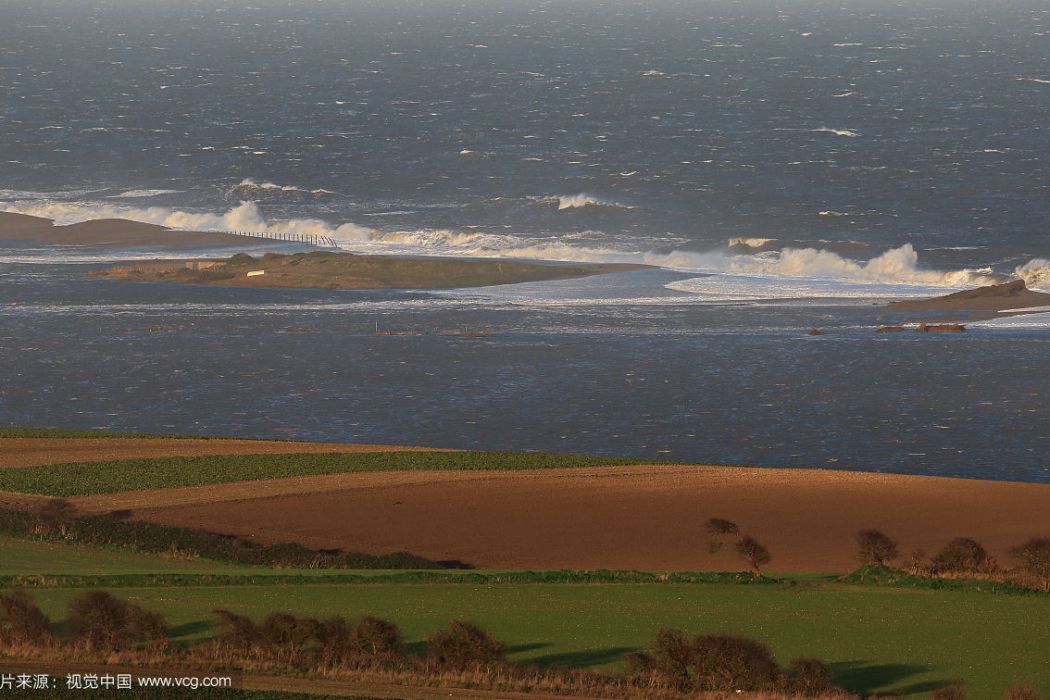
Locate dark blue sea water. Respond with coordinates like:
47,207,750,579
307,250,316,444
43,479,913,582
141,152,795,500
1,1,1049,481
2,0,1048,274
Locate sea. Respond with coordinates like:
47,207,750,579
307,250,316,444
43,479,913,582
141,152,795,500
1,0,1049,482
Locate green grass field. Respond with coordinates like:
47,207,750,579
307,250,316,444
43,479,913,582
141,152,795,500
0,452,653,496
11,579,1048,698
2,538,1049,698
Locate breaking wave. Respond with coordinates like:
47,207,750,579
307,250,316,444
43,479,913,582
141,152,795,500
813,127,860,137
1,198,1035,296
725,244,1000,288
1,200,375,242
226,178,337,198
727,237,777,248
1016,258,1050,291
537,194,631,210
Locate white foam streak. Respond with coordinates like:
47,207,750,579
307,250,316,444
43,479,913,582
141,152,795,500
109,189,183,198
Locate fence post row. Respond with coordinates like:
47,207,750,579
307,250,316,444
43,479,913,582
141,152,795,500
220,229,337,249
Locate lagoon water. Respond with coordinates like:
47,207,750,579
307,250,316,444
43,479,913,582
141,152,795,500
2,1,1049,482
2,257,1049,483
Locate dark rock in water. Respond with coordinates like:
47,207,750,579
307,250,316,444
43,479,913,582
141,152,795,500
875,326,906,333
917,323,966,333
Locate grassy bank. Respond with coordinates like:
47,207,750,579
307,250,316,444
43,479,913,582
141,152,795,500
0,451,654,496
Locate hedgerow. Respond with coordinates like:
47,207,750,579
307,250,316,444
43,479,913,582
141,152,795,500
0,506,467,570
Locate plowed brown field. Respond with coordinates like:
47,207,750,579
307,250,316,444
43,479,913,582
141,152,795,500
122,465,1050,573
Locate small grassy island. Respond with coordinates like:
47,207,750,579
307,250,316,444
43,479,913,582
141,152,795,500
90,251,648,290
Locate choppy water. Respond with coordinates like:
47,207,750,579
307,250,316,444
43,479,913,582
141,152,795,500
2,1,1050,481
1,260,1048,483
2,0,1049,286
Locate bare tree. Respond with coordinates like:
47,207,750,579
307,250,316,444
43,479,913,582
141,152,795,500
735,535,771,573
855,529,900,567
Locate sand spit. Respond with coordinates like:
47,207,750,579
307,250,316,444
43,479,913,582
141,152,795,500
889,279,1050,313
0,211,272,249
91,251,649,291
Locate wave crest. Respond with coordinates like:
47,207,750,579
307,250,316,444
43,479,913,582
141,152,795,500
536,194,630,210
226,178,336,199
727,244,1000,288
0,198,1026,295
1016,258,1050,291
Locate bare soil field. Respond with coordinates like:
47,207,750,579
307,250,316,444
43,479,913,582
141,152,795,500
0,437,439,469
126,465,1050,573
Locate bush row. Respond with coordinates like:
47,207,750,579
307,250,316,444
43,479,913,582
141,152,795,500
1,503,469,570
704,517,1050,591
2,591,1045,700
0,590,841,699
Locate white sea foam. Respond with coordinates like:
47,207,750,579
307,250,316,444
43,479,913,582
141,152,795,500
0,198,1031,301
727,237,777,248
665,274,960,301
972,311,1050,329
1015,258,1050,291
230,178,336,195
109,189,183,198
728,244,999,287
813,127,861,137
539,194,631,210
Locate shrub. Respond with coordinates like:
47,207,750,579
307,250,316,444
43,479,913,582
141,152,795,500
212,609,260,653
691,634,783,692
1009,538,1050,591
648,628,694,690
259,612,320,657
855,529,899,567
933,681,966,700
427,620,506,668
788,657,834,694
0,591,52,647
932,538,994,574
735,535,771,573
1003,683,1045,700
67,591,167,651
34,499,77,537
349,615,401,658
626,629,820,694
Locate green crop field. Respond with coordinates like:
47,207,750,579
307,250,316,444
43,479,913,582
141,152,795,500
0,451,655,496
9,578,1049,699
2,535,1049,698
